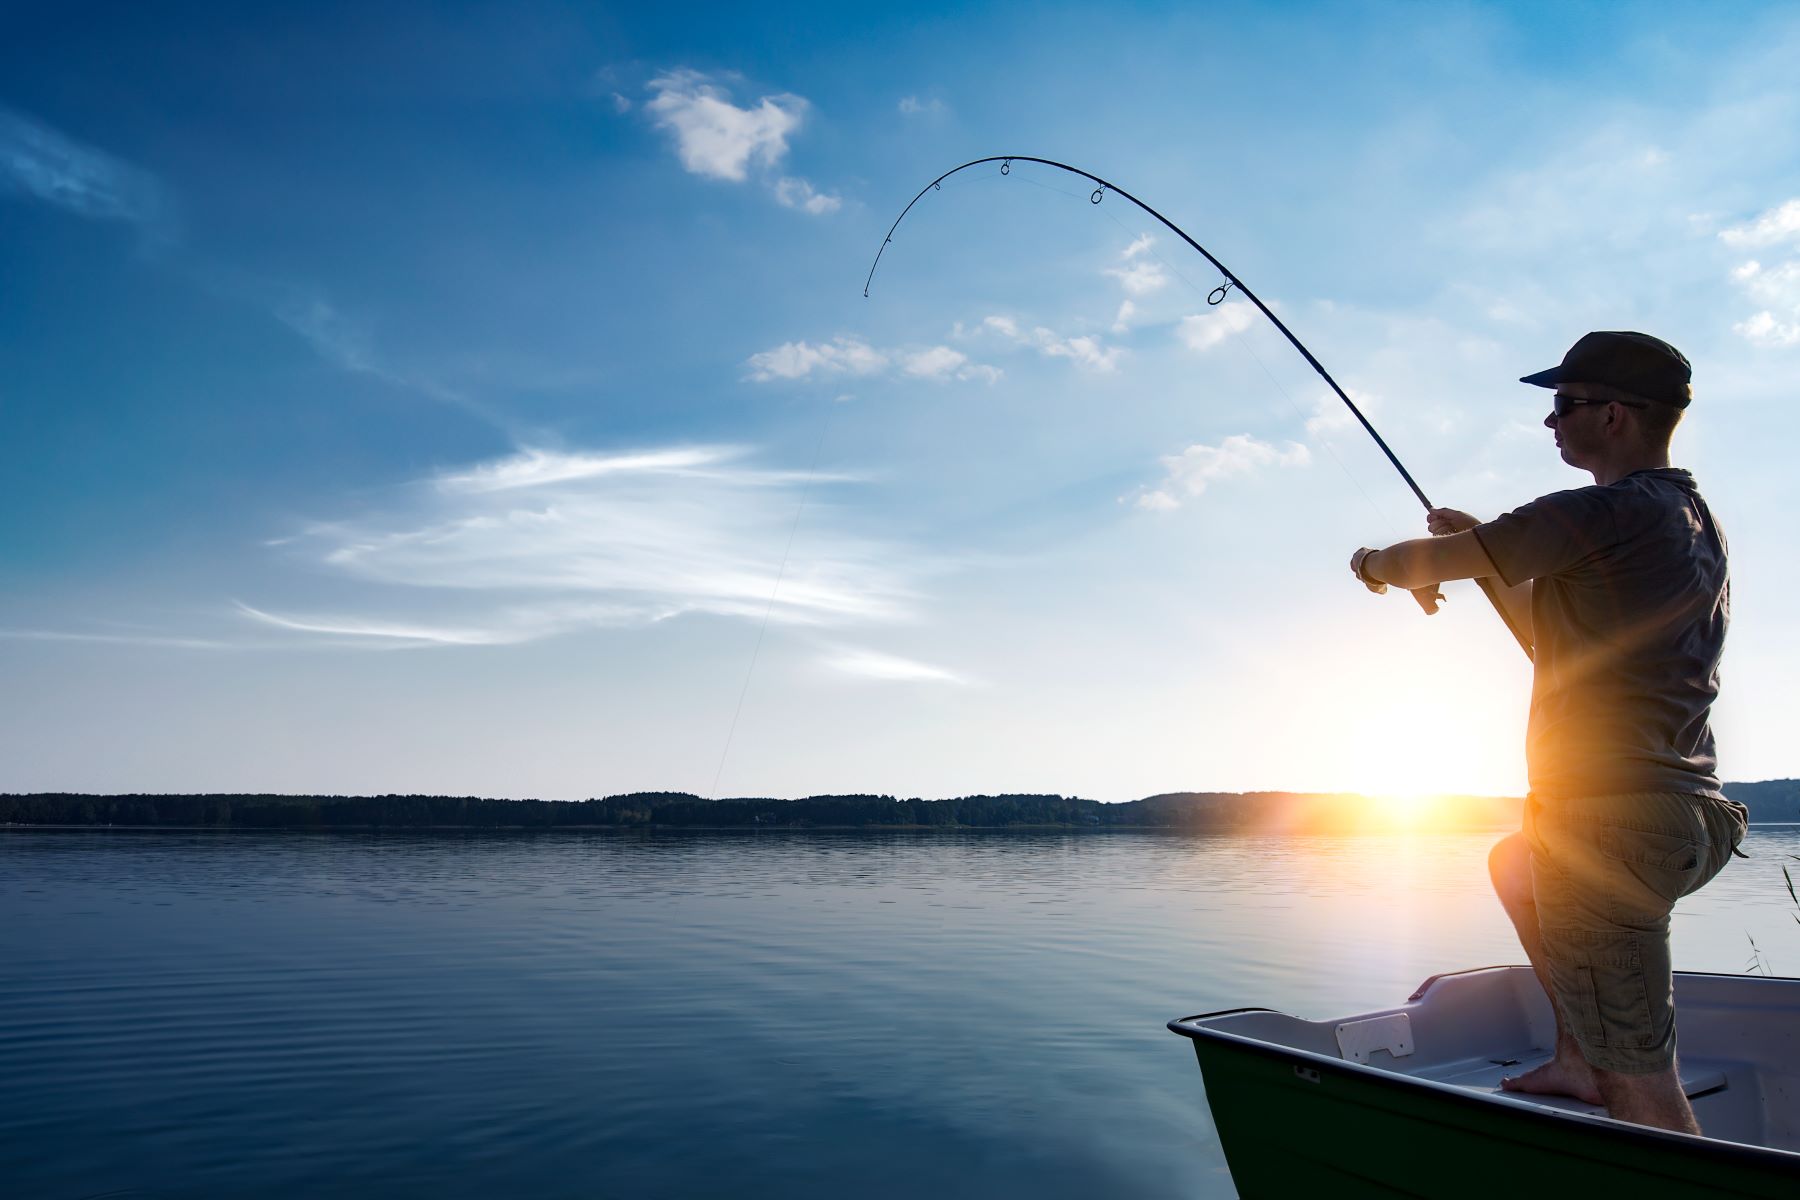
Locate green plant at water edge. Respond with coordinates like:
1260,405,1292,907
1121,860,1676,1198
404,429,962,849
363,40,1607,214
1743,856,1798,977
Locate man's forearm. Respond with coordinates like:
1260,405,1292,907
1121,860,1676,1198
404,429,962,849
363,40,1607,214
1364,537,1454,590
1363,530,1499,590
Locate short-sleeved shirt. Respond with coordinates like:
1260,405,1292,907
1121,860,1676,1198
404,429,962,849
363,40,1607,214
1471,468,1728,801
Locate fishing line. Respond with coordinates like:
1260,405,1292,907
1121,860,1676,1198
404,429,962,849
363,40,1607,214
711,405,837,797
866,155,1529,657
1085,200,1404,538
945,168,1402,534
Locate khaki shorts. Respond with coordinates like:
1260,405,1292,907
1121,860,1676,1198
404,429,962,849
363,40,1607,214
1524,791,1747,1074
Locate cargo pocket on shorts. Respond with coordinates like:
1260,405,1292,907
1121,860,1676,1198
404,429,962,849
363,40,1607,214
1550,931,1668,1065
1597,826,1700,916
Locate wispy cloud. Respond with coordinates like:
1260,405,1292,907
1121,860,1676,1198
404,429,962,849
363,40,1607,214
0,628,227,650
1175,302,1257,353
1135,435,1311,510
270,293,511,424
823,646,965,684
746,336,997,384
244,443,929,648
0,105,168,231
437,446,735,492
233,604,534,647
897,96,946,116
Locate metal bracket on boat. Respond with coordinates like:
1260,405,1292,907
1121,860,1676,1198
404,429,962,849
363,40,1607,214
1334,1013,1415,1064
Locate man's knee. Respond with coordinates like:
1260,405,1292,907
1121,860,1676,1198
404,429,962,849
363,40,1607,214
1489,832,1532,908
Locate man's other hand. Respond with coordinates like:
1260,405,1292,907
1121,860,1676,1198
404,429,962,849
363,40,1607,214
1411,585,1445,615
1427,507,1480,536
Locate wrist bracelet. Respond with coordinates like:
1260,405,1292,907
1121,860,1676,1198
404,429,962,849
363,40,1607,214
1355,548,1383,586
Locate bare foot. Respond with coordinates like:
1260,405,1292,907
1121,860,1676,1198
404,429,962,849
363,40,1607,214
1500,1055,1603,1105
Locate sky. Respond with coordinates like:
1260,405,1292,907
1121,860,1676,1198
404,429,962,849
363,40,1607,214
3,1,1798,802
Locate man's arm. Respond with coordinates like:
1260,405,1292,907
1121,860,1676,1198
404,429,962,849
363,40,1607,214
1364,530,1493,589
1353,527,1535,640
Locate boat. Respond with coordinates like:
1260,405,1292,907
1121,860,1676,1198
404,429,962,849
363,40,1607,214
1169,966,1800,1197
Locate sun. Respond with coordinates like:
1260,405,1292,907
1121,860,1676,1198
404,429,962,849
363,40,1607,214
1365,791,1446,828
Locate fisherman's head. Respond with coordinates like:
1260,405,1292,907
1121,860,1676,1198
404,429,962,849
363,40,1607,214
1521,331,1691,467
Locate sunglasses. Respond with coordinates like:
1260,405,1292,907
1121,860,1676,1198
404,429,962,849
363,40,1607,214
1551,392,1648,418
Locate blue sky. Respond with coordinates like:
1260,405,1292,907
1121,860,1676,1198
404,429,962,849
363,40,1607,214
4,1,1798,801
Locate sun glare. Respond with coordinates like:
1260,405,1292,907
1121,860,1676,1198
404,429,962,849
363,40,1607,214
1367,792,1444,827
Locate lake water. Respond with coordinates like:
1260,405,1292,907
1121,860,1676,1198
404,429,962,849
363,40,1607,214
4,825,1798,1198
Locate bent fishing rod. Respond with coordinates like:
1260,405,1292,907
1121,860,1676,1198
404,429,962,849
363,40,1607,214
864,155,1533,661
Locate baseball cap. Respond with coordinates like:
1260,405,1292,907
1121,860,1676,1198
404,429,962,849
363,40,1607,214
1519,331,1692,408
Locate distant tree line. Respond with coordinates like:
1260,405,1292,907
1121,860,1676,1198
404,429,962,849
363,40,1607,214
1,782,1792,831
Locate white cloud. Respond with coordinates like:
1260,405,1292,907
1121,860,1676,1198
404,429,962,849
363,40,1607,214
1719,199,1800,249
898,96,946,116
773,175,841,215
1104,259,1169,296
1304,386,1379,436
823,647,964,684
1034,329,1120,371
645,69,806,183
1122,233,1154,259
1136,435,1310,510
903,345,967,379
977,314,1121,371
611,92,633,114
1175,302,1257,352
746,336,890,381
747,336,998,384
246,443,928,649
0,105,167,228
1111,300,1137,333
1727,258,1800,306
1722,228,1800,347
1734,310,1800,347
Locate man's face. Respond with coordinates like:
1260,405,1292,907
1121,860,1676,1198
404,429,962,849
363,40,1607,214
1543,382,1609,469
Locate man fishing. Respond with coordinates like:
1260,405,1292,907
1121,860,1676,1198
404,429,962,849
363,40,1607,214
1346,330,1746,1135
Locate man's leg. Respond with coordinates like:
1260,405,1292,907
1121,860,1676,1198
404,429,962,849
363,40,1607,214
1592,1066,1700,1134
1487,832,1601,1104
1493,791,1746,1134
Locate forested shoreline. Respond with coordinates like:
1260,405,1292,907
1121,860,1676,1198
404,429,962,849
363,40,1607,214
4,780,1797,830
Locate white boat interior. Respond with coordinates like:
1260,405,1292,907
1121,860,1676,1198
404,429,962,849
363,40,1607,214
1176,966,1800,1154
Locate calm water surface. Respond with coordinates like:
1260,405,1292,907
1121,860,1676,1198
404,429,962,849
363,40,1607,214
5,826,1798,1198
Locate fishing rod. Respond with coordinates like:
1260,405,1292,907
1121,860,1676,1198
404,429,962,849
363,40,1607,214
863,155,1533,661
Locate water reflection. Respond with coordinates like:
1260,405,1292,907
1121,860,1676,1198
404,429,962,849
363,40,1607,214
2,826,1795,1198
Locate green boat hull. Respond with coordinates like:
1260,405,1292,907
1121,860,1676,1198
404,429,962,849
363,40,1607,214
1187,1031,1798,1198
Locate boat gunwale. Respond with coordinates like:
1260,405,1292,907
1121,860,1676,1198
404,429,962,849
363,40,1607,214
1167,965,1800,1172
